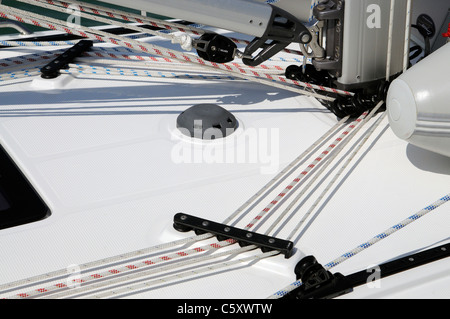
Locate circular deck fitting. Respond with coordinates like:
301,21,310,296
176,104,238,140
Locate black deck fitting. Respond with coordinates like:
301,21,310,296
173,213,295,258
41,40,93,79
283,242,450,299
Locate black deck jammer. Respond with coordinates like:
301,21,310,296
173,213,294,258
41,40,93,79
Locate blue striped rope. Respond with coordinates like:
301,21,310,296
270,193,450,298
63,65,239,81
0,40,78,47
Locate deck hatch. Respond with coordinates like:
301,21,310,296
0,145,50,230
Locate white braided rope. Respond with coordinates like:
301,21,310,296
0,233,212,292
74,56,286,75
266,102,385,237
242,112,370,232
0,39,79,47
85,250,279,299
6,194,281,299
40,245,263,299
64,64,240,81
386,0,396,81
0,67,40,81
403,0,412,72
90,46,306,63
222,116,350,226
0,35,147,48
7,241,249,299
284,112,387,241
0,49,63,71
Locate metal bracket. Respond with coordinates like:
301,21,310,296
241,5,312,67
312,0,345,77
0,21,31,35
173,213,294,258
299,21,326,60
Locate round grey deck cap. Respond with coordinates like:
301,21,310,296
177,104,238,140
